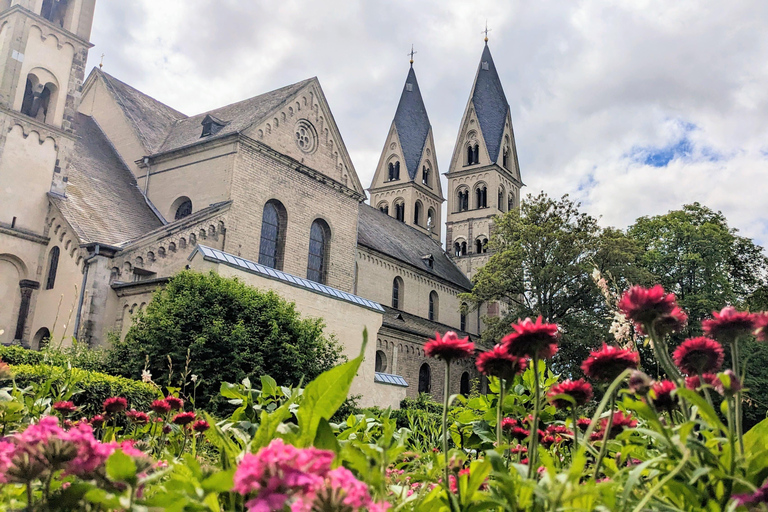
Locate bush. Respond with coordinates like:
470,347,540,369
107,270,343,413
10,363,158,418
0,343,109,373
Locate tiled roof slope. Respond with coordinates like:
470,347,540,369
50,113,163,246
380,305,478,342
156,78,314,154
357,204,472,290
472,44,510,162
98,70,187,154
393,66,431,180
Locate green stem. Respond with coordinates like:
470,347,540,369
631,451,691,512
27,480,33,511
572,407,579,447
442,361,451,491
731,342,744,455
593,391,616,480
698,372,715,410
647,326,683,384
527,354,541,479
497,378,505,451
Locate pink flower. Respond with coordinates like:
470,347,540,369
0,440,14,483
702,306,757,344
165,396,184,411
547,379,593,409
500,417,518,432
649,380,677,411
53,401,77,415
151,399,171,415
424,331,475,362
501,316,559,359
126,410,150,425
672,337,724,375
754,312,768,342
476,345,527,380
192,420,210,433
685,373,722,393
601,411,637,439
103,397,127,413
618,285,678,328
89,415,106,428
172,411,196,426
581,344,640,382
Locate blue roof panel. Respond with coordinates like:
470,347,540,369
374,372,408,387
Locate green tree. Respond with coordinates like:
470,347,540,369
462,192,648,378
107,271,342,413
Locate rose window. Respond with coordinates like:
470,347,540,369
294,120,317,154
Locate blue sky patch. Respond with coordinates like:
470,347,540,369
628,121,723,167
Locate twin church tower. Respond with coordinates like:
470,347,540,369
368,41,523,279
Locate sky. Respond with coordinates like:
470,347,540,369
85,1,768,246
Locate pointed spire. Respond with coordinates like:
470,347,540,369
393,65,431,181
471,43,509,163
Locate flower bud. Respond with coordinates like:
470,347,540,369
628,371,653,396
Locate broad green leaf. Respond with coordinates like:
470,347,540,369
313,417,340,454
260,375,278,396
105,449,137,484
201,469,235,493
676,388,727,432
219,382,245,400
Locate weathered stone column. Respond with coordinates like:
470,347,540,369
14,280,39,342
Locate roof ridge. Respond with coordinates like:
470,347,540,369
97,69,188,118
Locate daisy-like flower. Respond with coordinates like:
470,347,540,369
150,399,171,415
103,397,127,414
754,312,768,342
501,316,559,360
684,373,722,393
53,401,77,415
476,345,527,380
192,419,210,433
165,395,184,411
649,380,677,411
581,344,640,382
509,427,530,441
126,410,149,425
702,306,757,344
653,307,688,336
618,285,678,327
601,411,637,438
672,337,724,375
547,379,593,409
89,415,106,428
576,418,591,431
172,411,196,426
424,331,474,362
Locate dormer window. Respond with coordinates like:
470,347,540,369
405,83,413,92
482,61,490,71
421,254,434,269
201,114,226,138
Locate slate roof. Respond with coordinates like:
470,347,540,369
98,70,187,154
357,204,472,290
472,44,510,162
380,305,479,342
49,113,163,246
155,78,314,154
393,66,431,181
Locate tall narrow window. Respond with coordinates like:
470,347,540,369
395,202,405,222
378,202,389,215
414,201,422,226
388,163,395,181
454,242,461,257
418,363,431,393
307,219,330,284
461,241,467,256
392,277,403,309
394,162,400,180
45,247,60,290
473,144,480,164
428,291,439,321
460,372,470,396
498,187,505,211
258,201,285,270
508,194,515,211
422,166,431,186
427,208,435,230
466,145,473,165
460,303,468,331
503,148,509,168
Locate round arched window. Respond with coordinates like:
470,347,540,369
375,350,387,373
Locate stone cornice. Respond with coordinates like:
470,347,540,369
1,5,93,49
368,180,445,204
444,163,524,188
0,224,49,244
1,106,76,147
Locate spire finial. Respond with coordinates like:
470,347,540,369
99,53,105,69
482,20,491,43
408,44,417,66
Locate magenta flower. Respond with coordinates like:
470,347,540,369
126,410,150,425
165,396,184,411
172,411,196,426
581,344,640,381
53,401,77,415
702,306,757,344
476,345,527,380
151,399,171,415
424,331,475,362
618,285,678,327
102,397,127,414
192,420,210,433
501,316,559,359
672,337,724,375
547,379,593,409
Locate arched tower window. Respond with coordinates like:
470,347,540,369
457,188,469,212
508,194,515,211
460,302,468,331
498,186,506,211
503,147,510,168
475,185,487,209
307,219,330,284
392,277,403,309
418,363,431,393
20,74,57,124
460,372,470,396
388,163,395,181
45,246,60,290
466,145,473,166
173,197,192,220
414,201,422,226
378,202,389,215
461,241,467,256
473,144,480,164
422,166,431,187
427,208,435,230
394,200,405,222
475,237,488,254
453,242,461,257
258,200,286,270
41,0,68,27
388,161,400,180
428,291,439,321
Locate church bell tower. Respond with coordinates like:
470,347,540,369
445,40,523,280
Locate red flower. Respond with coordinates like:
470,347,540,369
589,430,604,442
172,411,196,425
151,399,171,415
53,401,77,415
702,306,757,344
162,424,172,434
126,410,150,424
754,312,768,342
500,417,518,432
576,418,591,431
510,445,527,455
103,396,127,413
672,337,724,375
618,285,678,328
509,427,530,441
547,379,593,409
165,395,184,411
90,414,106,427
721,369,742,395
601,411,637,438
684,373,722,393
501,316,559,360
541,435,557,448
476,345,527,380
546,424,572,437
192,419,210,433
649,380,677,411
581,344,640,381
424,331,474,362
653,307,688,336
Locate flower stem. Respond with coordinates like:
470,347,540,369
730,342,744,455
593,391,616,480
527,354,541,479
572,407,579,447
497,378,505,452
442,361,451,490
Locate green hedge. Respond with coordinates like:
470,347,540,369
10,363,159,418
0,344,108,373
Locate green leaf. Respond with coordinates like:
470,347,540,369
201,469,235,493
314,417,340,453
219,382,245,400
676,388,727,432
105,449,137,484
261,375,278,397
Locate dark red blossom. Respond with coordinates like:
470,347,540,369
172,411,196,425
628,371,653,396
103,396,127,413
576,418,591,431
618,285,678,327
500,417,518,432
53,401,77,415
547,379,593,409
672,337,724,375
424,331,475,362
126,410,150,424
754,312,768,342
546,424,572,437
721,369,742,396
151,399,171,415
581,344,640,381
589,430,604,442
193,419,210,433
509,427,530,441
653,307,688,336
685,373,722,393
476,345,527,380
702,306,757,344
510,445,527,455
541,435,558,448
90,415,106,427
165,396,184,411
501,316,559,359
601,411,637,438
162,424,172,434
649,380,677,411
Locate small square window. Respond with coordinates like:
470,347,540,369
482,62,489,71
405,83,413,92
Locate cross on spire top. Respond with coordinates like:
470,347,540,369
482,21,492,43
408,44,417,66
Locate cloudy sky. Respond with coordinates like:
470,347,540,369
86,1,768,245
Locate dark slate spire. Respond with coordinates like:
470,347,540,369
471,44,510,163
393,66,431,181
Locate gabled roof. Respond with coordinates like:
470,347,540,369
97,69,188,154
50,113,163,246
380,305,478,342
393,66,431,181
471,44,510,162
155,78,314,154
357,204,472,290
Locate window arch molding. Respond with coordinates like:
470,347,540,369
498,184,506,211
427,207,436,230
45,246,60,290
418,363,431,393
258,199,287,270
422,162,432,187
453,238,468,257
170,196,193,221
428,290,439,321
414,200,423,226
377,201,389,215
473,182,488,209
393,198,405,222
19,68,60,124
455,186,470,212
307,218,332,284
475,236,488,254
466,141,480,165
386,156,401,181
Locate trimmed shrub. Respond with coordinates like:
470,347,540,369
0,343,109,373
10,363,159,418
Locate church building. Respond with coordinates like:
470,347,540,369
0,0,522,407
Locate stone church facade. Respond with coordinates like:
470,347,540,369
0,1,522,408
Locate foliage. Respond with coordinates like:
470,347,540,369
0,342,109,373
106,270,343,414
